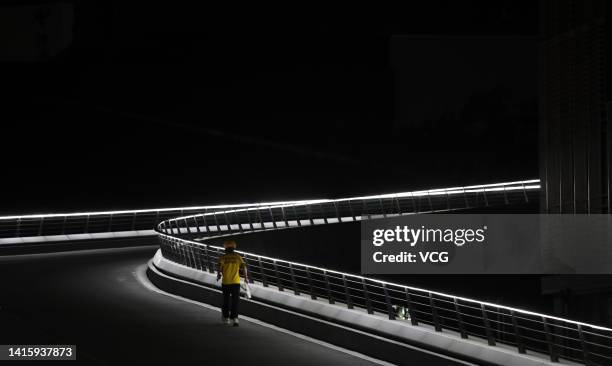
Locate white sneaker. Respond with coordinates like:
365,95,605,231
232,318,239,327
222,317,230,326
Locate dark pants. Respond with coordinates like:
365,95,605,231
222,284,241,319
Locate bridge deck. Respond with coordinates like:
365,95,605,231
0,244,385,365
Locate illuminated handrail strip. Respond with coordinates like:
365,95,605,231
0,199,324,221
1,179,538,221
165,179,540,223
0,179,539,242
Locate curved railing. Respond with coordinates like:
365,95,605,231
0,199,319,245
158,236,612,366
153,179,611,365
157,179,540,237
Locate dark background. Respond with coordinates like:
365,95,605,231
4,0,612,330
1,2,538,215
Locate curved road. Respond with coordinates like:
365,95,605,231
0,244,385,365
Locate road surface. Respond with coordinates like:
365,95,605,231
0,244,386,365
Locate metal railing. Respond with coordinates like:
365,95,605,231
157,179,541,237
158,233,612,366
0,199,319,243
0,179,538,241
152,179,612,365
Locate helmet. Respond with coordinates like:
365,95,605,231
223,239,237,249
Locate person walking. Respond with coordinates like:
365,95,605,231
216,239,247,326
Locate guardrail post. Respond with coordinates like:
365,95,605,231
193,216,201,234
361,199,369,219
333,201,342,222
362,278,373,314
427,193,433,211
199,210,207,232
542,317,559,362
177,219,184,235
176,239,183,264
258,257,268,287
158,236,165,256
323,271,334,304
175,240,181,263
184,243,192,267
223,211,232,232
194,245,203,270
305,267,316,299
577,324,591,365
320,203,329,224
268,207,278,228
462,188,470,208
203,245,214,273
163,237,170,259
280,206,288,227
184,218,192,234
429,293,442,332
245,210,255,230
170,239,177,261
482,188,489,206
453,298,468,339
213,213,221,232
305,205,314,225
481,304,496,345
383,284,395,320
234,211,243,232
522,182,529,202
244,256,255,284
178,240,185,265
378,198,386,217
394,196,402,215
405,289,418,325
410,192,418,213
189,244,196,268
342,275,353,309
257,209,265,229
200,214,209,233
272,260,283,291
193,245,203,270
61,216,67,235
510,311,526,354
347,200,356,221
107,214,113,233
174,239,186,265
291,205,302,227
182,243,190,267
166,237,173,260
288,263,299,295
